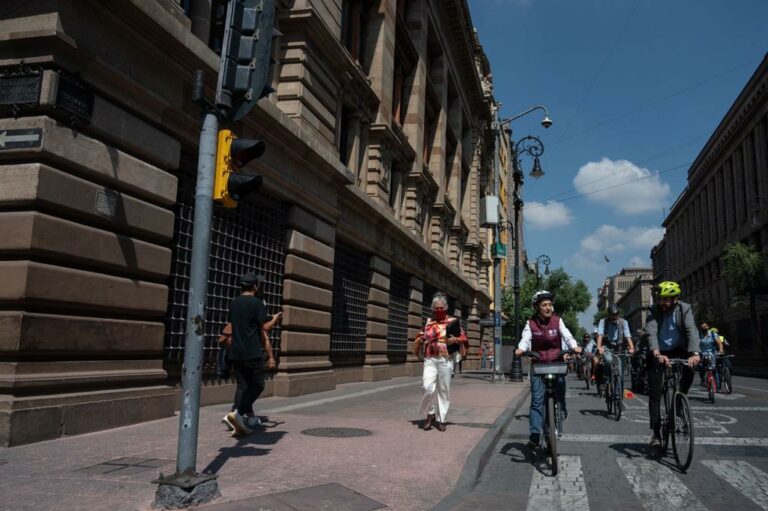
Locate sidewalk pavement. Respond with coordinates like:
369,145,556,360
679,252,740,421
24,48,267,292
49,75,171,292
0,371,527,511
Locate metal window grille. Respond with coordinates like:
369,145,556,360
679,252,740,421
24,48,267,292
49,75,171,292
421,283,437,326
460,305,469,334
164,166,288,374
386,269,410,362
330,243,370,367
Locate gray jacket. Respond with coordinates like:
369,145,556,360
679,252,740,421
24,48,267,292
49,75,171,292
645,301,700,353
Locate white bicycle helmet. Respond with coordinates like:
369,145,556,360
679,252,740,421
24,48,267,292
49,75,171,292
531,290,554,307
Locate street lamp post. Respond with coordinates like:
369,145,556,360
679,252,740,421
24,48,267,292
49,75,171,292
534,254,551,286
491,105,551,383
507,133,546,383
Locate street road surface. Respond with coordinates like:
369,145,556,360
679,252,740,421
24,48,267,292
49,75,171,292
453,372,768,511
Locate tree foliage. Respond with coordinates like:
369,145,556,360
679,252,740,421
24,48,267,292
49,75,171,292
502,267,592,339
721,242,767,303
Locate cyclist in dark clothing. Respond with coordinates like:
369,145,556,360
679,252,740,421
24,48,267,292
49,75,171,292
645,281,700,449
224,272,276,437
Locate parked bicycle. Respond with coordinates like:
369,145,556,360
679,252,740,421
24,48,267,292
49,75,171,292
524,350,571,476
658,358,695,471
604,351,630,421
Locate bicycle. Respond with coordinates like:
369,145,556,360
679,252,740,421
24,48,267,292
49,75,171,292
580,354,592,391
658,358,695,471
604,351,630,421
702,354,717,404
525,351,571,476
718,354,734,394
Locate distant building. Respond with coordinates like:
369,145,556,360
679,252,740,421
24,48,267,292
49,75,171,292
606,267,653,309
617,275,655,336
650,236,667,284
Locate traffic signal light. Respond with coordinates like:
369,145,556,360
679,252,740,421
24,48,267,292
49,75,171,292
214,129,264,208
215,0,276,121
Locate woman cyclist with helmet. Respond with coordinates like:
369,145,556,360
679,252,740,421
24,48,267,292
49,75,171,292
515,290,582,449
645,281,701,450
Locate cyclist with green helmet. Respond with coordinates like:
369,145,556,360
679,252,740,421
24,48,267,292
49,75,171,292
645,281,701,450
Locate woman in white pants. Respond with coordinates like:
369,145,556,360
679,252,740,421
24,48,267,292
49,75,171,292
413,293,467,431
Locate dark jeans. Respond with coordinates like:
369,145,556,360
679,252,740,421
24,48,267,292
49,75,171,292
231,359,266,416
648,349,694,435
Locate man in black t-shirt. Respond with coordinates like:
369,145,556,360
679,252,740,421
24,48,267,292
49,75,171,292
224,272,276,436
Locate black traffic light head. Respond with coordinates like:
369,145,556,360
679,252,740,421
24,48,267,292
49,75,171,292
215,0,276,121
214,129,265,208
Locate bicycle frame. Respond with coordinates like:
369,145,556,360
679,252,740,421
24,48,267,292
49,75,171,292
659,358,695,471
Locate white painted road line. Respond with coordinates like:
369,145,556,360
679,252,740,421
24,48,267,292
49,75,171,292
735,385,768,394
703,460,768,510
690,406,768,411
560,433,768,446
618,458,708,511
527,456,589,511
260,381,417,414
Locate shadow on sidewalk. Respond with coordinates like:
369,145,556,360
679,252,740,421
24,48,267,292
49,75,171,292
500,441,551,475
608,442,684,473
202,425,288,475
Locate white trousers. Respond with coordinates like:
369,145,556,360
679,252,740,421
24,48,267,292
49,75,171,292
418,357,454,423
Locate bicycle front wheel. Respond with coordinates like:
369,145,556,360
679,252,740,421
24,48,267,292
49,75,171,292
584,365,591,391
605,382,613,415
661,384,671,453
612,372,622,421
722,368,733,394
708,376,716,404
547,397,558,475
672,392,694,471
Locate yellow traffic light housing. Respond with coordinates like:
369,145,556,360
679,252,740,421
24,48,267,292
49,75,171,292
214,129,264,208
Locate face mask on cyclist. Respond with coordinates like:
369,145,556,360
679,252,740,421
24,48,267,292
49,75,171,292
433,308,447,320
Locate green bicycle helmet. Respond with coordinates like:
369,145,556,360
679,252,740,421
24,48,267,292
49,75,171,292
657,281,681,298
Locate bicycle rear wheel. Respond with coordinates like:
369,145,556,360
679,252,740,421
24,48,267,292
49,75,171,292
612,372,622,421
722,368,732,394
672,392,694,471
547,397,558,475
605,381,613,415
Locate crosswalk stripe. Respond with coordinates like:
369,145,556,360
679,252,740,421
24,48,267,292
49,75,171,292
702,460,768,510
527,456,589,511
617,458,707,511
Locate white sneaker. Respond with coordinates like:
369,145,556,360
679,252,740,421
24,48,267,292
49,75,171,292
244,415,262,428
226,411,252,437
221,413,235,431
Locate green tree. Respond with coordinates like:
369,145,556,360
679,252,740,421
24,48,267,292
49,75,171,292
502,267,592,340
721,242,768,361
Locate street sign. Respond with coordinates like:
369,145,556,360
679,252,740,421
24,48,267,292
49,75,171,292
479,317,508,327
0,128,42,150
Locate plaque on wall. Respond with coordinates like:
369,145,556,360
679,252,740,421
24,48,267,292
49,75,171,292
54,72,93,122
0,72,42,105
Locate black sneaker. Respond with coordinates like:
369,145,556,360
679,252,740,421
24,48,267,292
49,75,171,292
527,434,540,449
649,435,662,449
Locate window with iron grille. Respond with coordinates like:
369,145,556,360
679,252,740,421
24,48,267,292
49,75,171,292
330,243,371,367
387,269,410,362
421,283,437,326
164,166,288,375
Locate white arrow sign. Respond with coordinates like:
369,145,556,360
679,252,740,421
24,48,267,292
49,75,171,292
0,129,41,149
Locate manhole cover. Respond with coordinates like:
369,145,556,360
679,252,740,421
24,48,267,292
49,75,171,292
301,427,372,438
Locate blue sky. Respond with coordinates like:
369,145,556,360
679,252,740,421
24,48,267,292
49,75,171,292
468,0,768,329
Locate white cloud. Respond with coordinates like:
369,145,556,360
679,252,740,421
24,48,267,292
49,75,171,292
579,225,664,255
524,201,572,230
629,256,648,267
574,158,671,215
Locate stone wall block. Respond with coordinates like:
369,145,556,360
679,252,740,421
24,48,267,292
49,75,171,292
0,261,168,316
288,206,336,245
367,304,389,322
366,320,388,339
0,164,175,243
0,116,177,207
286,230,335,267
368,287,389,306
282,279,333,310
281,305,332,331
283,254,334,289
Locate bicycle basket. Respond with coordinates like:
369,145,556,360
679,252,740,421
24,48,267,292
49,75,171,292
531,362,569,375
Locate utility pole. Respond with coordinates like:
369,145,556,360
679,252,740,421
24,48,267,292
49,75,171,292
153,1,275,508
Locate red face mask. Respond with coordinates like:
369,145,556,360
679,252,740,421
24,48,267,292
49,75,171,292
434,309,447,320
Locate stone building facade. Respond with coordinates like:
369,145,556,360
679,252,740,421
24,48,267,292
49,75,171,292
0,0,499,445
616,276,654,336
657,55,768,368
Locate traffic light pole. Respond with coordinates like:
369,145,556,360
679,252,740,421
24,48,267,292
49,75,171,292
153,110,220,508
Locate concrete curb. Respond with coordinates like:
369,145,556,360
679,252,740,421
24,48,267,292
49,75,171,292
431,382,531,511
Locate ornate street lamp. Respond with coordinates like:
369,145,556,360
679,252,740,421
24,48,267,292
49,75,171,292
534,254,551,286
